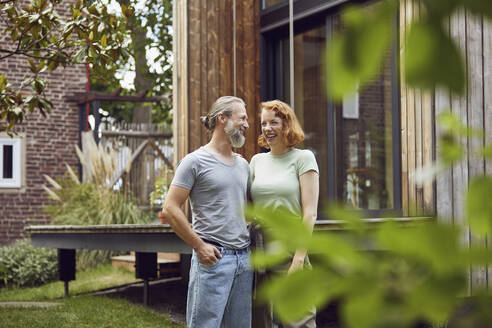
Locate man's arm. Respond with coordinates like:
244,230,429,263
161,185,222,265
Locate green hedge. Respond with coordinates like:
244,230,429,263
0,239,57,287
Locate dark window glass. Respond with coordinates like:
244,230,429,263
331,8,394,210
3,145,13,179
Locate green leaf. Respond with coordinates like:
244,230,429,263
408,274,465,323
88,30,94,41
482,145,492,160
437,112,468,135
0,74,6,90
323,202,364,231
245,205,311,251
421,0,461,19
342,287,384,328
259,268,339,323
72,47,85,64
325,2,395,100
27,59,37,73
466,176,492,236
405,21,465,94
250,248,291,269
31,78,46,94
439,134,464,164
377,222,462,275
101,34,107,47
464,0,492,20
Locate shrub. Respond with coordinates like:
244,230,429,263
43,171,153,269
0,239,57,288
42,135,154,269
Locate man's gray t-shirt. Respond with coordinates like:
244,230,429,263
171,146,250,249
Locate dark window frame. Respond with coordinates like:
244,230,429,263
260,0,402,217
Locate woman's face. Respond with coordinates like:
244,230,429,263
261,109,285,148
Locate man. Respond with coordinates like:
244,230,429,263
161,96,252,328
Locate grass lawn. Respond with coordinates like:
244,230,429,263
0,264,184,328
0,295,183,328
0,264,139,301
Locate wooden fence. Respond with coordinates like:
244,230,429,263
99,122,173,208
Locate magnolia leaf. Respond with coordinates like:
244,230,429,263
466,176,492,236
405,21,465,94
38,98,52,113
0,74,6,90
100,34,107,48
27,59,37,73
72,47,85,64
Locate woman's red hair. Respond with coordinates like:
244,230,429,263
258,100,305,149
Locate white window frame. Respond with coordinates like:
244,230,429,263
0,137,22,188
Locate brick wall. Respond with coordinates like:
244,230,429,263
0,1,86,245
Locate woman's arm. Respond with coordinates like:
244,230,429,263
288,170,319,274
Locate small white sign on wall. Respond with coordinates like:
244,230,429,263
343,90,359,119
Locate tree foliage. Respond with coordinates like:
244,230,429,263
0,0,133,133
91,0,173,125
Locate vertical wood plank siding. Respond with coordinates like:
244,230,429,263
466,12,487,290
435,15,453,224
173,0,188,163
174,0,261,162
401,0,492,291
399,0,409,216
484,18,492,287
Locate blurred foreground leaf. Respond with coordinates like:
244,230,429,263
405,21,465,94
325,1,396,100
466,176,492,236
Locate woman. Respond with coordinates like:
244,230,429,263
250,100,319,328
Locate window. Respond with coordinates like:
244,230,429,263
260,0,401,215
262,0,287,10
0,137,22,188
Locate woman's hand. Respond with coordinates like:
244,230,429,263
288,251,306,274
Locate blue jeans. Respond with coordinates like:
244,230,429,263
187,247,253,328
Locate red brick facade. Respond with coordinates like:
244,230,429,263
0,1,86,245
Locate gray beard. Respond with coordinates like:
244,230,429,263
225,121,245,148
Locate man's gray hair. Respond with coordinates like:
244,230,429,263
200,96,245,131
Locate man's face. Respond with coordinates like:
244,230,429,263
224,103,249,148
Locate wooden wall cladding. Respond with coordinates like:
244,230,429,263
401,0,492,292
399,0,435,217
174,0,261,162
